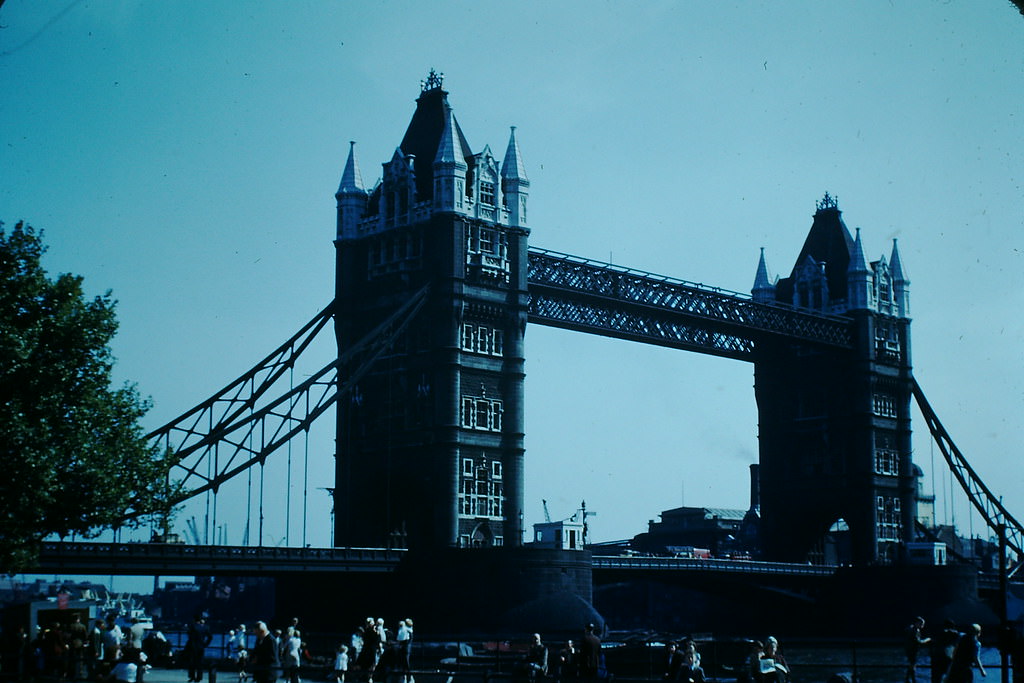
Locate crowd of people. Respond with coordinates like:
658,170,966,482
518,623,604,683
1,609,1007,683
904,617,987,683
1,614,172,683
214,615,413,683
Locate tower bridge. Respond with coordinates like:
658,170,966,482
143,72,1022,570
94,72,1023,634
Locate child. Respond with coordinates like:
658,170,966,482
333,644,349,683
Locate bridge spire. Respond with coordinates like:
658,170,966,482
501,126,529,228
433,106,468,213
752,248,775,304
846,227,872,310
336,141,368,240
890,238,910,317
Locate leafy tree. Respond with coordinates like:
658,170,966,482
0,221,175,572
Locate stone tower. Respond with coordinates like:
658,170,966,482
752,194,915,565
333,71,530,550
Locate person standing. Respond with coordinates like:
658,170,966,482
579,624,601,681
905,617,932,683
932,619,961,683
332,644,349,683
663,642,684,681
556,640,577,683
232,625,250,683
251,622,280,683
129,619,147,652
947,624,986,683
396,619,413,683
281,628,302,683
185,614,212,683
67,613,89,681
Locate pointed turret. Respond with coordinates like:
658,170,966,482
336,141,368,240
890,239,910,317
846,227,872,311
501,126,529,228
433,106,468,213
752,248,775,304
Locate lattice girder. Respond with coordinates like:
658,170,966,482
913,380,1024,573
140,287,430,513
526,248,853,352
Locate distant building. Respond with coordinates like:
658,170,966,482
531,518,585,550
631,506,747,557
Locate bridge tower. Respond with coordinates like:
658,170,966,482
333,71,530,550
753,194,916,565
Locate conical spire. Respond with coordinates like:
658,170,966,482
335,141,369,240
891,238,910,317
890,239,908,284
846,228,872,311
848,228,870,274
501,126,528,182
752,248,775,304
434,107,467,169
432,105,467,213
337,141,365,196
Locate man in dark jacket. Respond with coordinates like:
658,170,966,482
251,622,280,683
579,624,601,680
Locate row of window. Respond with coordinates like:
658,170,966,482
463,458,502,479
461,396,503,432
461,324,504,356
367,233,423,278
466,225,509,258
461,478,503,497
459,534,504,548
876,496,902,541
872,392,898,418
874,449,899,476
460,493,505,518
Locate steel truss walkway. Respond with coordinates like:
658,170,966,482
526,248,852,360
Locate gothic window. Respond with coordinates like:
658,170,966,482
479,228,494,254
876,495,902,541
460,396,503,432
461,324,504,357
367,232,423,278
480,182,496,206
872,391,897,418
493,330,504,356
492,461,502,479
874,449,899,476
877,274,892,304
458,455,505,520
875,321,901,361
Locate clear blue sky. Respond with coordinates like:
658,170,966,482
2,2,1023,566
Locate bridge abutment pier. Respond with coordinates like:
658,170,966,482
275,547,599,638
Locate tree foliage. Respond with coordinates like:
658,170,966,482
0,221,174,572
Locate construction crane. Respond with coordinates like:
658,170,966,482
542,499,552,523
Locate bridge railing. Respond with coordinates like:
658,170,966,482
36,541,406,574
592,555,836,576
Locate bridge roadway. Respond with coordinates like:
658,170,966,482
36,542,835,578
36,541,405,576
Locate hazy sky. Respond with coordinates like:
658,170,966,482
2,2,1023,559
